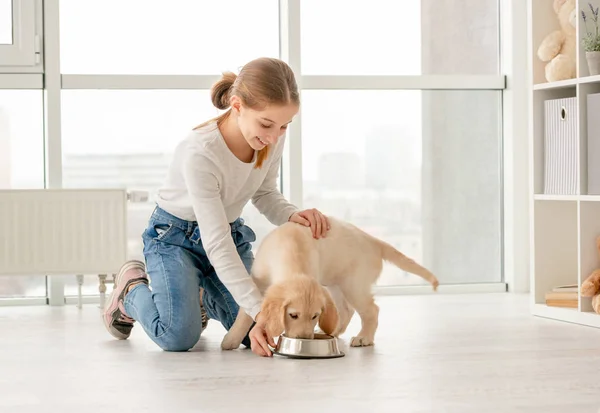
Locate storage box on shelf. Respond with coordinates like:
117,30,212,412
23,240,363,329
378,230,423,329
543,96,578,195
586,91,600,194
528,0,600,328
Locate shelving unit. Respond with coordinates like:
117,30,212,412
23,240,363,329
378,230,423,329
528,0,600,328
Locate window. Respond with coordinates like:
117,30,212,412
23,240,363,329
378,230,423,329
0,0,12,44
60,90,275,294
0,0,507,304
0,0,38,67
301,90,502,286
0,90,47,298
300,0,499,75
59,0,280,74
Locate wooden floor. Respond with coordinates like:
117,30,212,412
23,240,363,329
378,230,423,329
1,293,600,413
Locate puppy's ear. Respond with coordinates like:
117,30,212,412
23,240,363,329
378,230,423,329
259,284,288,338
319,287,339,335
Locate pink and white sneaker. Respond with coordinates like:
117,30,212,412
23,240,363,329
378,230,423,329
102,260,148,340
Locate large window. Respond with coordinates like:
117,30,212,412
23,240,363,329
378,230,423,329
301,0,499,75
0,0,511,304
60,90,275,295
59,0,280,74
299,0,503,287
301,90,502,286
0,90,46,298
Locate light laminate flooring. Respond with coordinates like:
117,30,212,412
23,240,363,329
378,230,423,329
1,293,600,413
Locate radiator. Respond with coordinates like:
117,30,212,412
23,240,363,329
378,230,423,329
0,189,128,278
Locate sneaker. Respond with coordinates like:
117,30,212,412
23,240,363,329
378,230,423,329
103,260,148,340
200,287,209,332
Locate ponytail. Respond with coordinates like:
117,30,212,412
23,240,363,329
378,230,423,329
192,72,237,131
211,71,237,110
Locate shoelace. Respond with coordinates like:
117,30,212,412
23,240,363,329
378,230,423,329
118,313,135,324
117,301,135,324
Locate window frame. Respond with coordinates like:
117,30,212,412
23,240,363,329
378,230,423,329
0,0,532,305
0,0,41,70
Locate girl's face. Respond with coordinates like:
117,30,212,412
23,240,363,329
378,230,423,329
231,96,299,151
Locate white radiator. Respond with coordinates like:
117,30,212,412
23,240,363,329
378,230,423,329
0,189,129,306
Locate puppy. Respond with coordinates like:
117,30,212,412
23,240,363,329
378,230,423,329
222,216,439,349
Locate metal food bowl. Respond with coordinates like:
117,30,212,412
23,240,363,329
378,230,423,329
272,333,345,359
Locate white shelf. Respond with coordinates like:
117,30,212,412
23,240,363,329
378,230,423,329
578,74,600,85
532,304,600,328
533,75,600,90
528,0,600,329
533,78,578,90
533,194,600,201
533,194,578,201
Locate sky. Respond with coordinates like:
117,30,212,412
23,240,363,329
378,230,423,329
2,0,423,185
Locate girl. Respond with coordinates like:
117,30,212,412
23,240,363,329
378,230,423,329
102,57,329,357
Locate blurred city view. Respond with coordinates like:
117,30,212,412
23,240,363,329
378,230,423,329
0,96,425,296
0,0,502,298
59,117,423,288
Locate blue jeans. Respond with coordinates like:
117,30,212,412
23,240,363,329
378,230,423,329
123,206,256,351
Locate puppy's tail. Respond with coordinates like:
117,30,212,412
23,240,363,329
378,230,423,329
378,240,439,291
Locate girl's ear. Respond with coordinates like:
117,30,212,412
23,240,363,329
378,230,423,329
230,95,242,113
319,287,339,335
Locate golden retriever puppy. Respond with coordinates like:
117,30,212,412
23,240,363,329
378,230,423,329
222,216,439,349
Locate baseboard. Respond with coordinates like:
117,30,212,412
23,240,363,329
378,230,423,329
0,284,509,307
0,298,47,306
64,295,102,306
373,282,508,295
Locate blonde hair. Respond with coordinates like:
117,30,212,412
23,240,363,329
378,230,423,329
194,57,300,169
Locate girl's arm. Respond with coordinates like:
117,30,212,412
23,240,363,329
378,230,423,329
182,150,263,320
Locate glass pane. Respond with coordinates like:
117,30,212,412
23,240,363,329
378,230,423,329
301,90,502,286
59,0,280,74
0,90,47,298
301,0,499,75
61,90,275,295
0,0,12,44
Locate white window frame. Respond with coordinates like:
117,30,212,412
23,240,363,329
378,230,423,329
0,0,41,70
0,0,530,306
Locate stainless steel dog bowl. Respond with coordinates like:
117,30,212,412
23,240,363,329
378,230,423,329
272,333,345,359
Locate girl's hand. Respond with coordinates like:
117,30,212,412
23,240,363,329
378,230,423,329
249,318,276,357
289,208,330,239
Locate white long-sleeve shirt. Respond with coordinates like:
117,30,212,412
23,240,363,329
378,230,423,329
155,122,299,320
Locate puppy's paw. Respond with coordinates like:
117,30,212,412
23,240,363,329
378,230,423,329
350,336,374,347
220,332,243,350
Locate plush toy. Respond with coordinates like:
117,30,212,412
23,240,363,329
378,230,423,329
581,236,600,314
537,0,577,82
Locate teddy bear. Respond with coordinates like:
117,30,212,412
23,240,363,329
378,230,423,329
581,236,600,314
537,0,577,83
